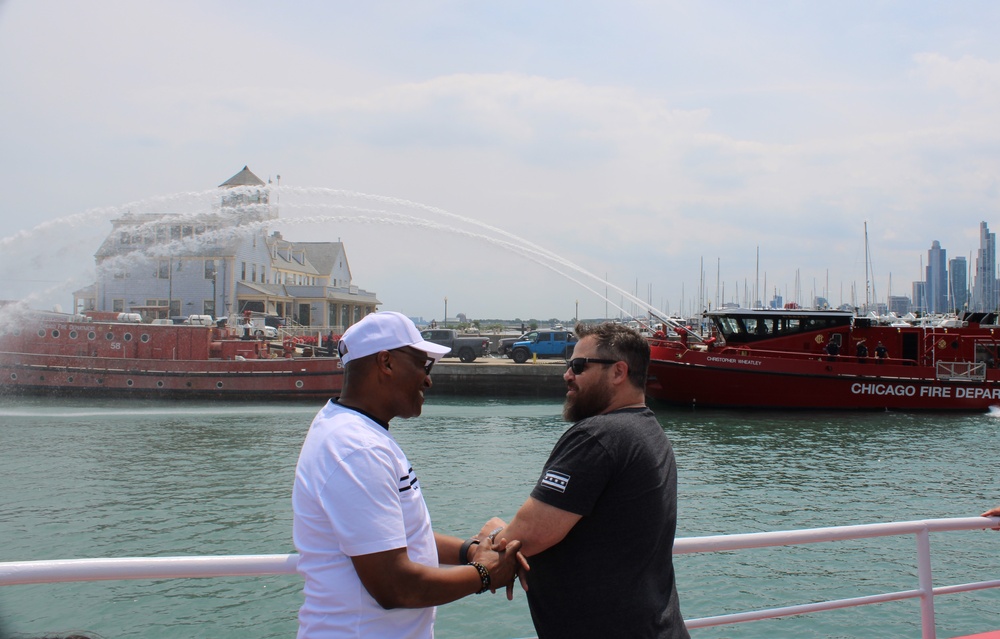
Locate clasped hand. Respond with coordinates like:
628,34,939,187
470,517,530,600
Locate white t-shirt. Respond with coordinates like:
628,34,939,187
293,400,437,638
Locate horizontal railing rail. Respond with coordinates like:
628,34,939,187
2,517,998,639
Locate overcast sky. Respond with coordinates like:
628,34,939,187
3,1,1000,323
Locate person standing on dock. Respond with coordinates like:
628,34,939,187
292,311,526,639
473,322,689,639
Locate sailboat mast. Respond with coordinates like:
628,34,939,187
755,246,760,309
864,221,871,311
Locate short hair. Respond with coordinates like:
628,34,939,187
575,322,649,389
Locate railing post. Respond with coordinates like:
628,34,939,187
916,527,936,639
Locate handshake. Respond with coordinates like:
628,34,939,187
461,517,531,599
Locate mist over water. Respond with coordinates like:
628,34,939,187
0,185,658,323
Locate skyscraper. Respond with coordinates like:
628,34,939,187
925,240,948,314
912,281,926,313
972,222,997,312
949,256,968,313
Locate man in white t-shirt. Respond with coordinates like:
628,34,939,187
293,311,525,639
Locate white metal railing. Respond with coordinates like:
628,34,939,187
936,360,987,382
672,516,1000,638
1,517,998,639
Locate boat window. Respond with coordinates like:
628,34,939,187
976,344,998,367
106,332,115,340
69,331,78,339
781,319,801,332
716,316,741,337
124,333,133,342
37,329,46,338
713,314,853,342
88,331,96,340
141,334,150,343
51,330,60,338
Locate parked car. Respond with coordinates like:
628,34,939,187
255,325,278,339
419,329,490,362
509,330,578,363
497,332,532,357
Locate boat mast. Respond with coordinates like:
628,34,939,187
755,246,760,309
716,257,720,311
864,221,871,312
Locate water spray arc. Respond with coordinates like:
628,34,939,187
0,183,687,334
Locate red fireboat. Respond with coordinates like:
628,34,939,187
0,309,342,400
646,308,1000,411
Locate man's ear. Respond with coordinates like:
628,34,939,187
612,360,630,385
377,350,393,372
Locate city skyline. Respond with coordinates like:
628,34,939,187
903,222,998,316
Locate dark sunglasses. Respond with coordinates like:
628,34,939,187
395,347,435,374
565,357,619,375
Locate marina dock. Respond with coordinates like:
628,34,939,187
428,358,567,397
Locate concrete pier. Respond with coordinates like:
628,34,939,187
428,357,567,397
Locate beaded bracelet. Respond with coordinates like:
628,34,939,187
459,538,479,564
469,561,491,594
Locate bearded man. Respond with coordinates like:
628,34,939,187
469,322,689,639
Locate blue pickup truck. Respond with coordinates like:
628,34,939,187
509,330,578,363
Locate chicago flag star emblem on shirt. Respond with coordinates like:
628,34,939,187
541,470,570,493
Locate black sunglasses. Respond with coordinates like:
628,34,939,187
395,347,435,374
565,357,619,375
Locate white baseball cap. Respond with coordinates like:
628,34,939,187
337,311,450,365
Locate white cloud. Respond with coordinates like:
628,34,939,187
912,52,1000,101
5,1,1000,319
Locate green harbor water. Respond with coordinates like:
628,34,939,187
1,395,998,638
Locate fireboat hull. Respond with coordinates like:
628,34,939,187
0,312,343,401
647,345,1000,411
0,352,342,400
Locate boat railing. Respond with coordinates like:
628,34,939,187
936,361,987,382
715,345,922,367
1,516,998,639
